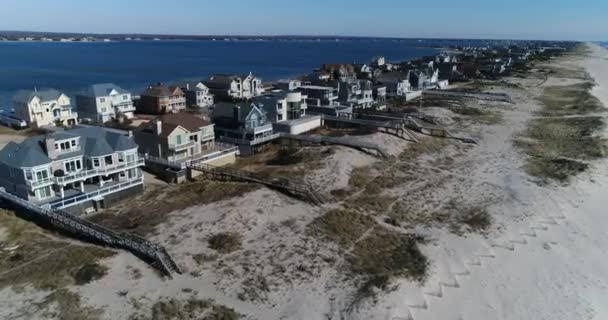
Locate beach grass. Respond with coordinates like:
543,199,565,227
517,81,607,182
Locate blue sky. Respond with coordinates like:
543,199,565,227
0,0,606,40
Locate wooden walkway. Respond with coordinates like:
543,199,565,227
187,162,325,205
423,90,514,103
0,188,182,277
281,134,391,159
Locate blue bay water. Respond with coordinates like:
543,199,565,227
0,39,490,107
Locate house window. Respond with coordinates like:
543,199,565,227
127,169,137,179
37,186,52,199
25,170,33,181
277,114,284,121
125,153,135,163
71,140,76,147
105,155,113,165
176,135,182,145
123,95,128,100
35,169,49,181
93,159,100,167
101,107,107,113
100,98,106,103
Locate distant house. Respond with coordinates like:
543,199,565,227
211,102,276,150
372,56,386,68
0,126,144,212
355,64,373,79
376,71,412,97
304,71,332,85
13,89,78,128
175,81,214,109
373,85,387,110
134,112,216,163
275,80,303,91
76,83,135,123
297,85,340,107
202,73,262,100
321,64,357,81
409,64,440,90
137,84,186,115
337,80,374,109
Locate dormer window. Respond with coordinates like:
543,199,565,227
100,98,106,103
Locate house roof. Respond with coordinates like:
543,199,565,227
212,102,261,122
84,83,129,98
173,80,208,92
203,74,239,89
142,85,183,97
376,71,409,83
136,113,212,138
0,126,137,168
14,88,64,104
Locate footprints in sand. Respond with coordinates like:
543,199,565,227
391,209,574,320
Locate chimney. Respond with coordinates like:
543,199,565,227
154,119,162,135
44,135,57,160
233,105,241,122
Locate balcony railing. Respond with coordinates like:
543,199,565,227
48,176,144,210
245,123,273,134
168,140,197,151
26,178,55,188
54,158,145,185
219,133,281,146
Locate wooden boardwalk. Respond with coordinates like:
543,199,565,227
0,188,182,277
281,134,391,159
187,162,325,205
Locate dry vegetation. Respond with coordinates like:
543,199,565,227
0,210,114,319
91,180,257,236
128,296,239,320
517,80,607,183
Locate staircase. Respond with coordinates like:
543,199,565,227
0,188,182,277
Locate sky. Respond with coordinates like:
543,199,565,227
0,0,606,41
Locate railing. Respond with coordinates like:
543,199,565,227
26,177,53,188
168,140,197,151
219,133,281,146
48,176,144,210
245,123,273,134
55,158,145,185
0,187,181,277
142,145,239,170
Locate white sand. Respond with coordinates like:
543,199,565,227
358,43,608,320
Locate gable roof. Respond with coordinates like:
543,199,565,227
84,83,129,98
142,85,184,97
14,88,64,104
211,102,263,122
136,113,212,138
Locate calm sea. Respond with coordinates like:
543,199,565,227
0,38,489,107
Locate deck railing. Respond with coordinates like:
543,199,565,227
47,176,144,210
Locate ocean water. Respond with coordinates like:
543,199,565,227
0,39,463,108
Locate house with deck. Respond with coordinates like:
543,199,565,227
134,113,216,163
211,102,278,154
174,81,214,109
13,89,78,128
203,73,262,100
137,84,186,115
252,91,321,135
0,126,144,213
337,80,375,110
376,71,413,97
76,83,136,123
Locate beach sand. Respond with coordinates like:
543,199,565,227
1,44,608,320
362,42,608,320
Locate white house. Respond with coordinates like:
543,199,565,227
175,81,214,109
203,73,262,100
76,83,136,123
13,89,78,128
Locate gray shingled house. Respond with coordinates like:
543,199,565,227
0,126,145,213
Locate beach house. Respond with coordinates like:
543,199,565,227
376,71,413,97
337,80,375,109
211,101,278,154
174,81,214,109
13,89,78,128
137,84,186,114
76,83,136,123
0,126,145,213
203,73,262,100
134,112,216,163
252,91,322,135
